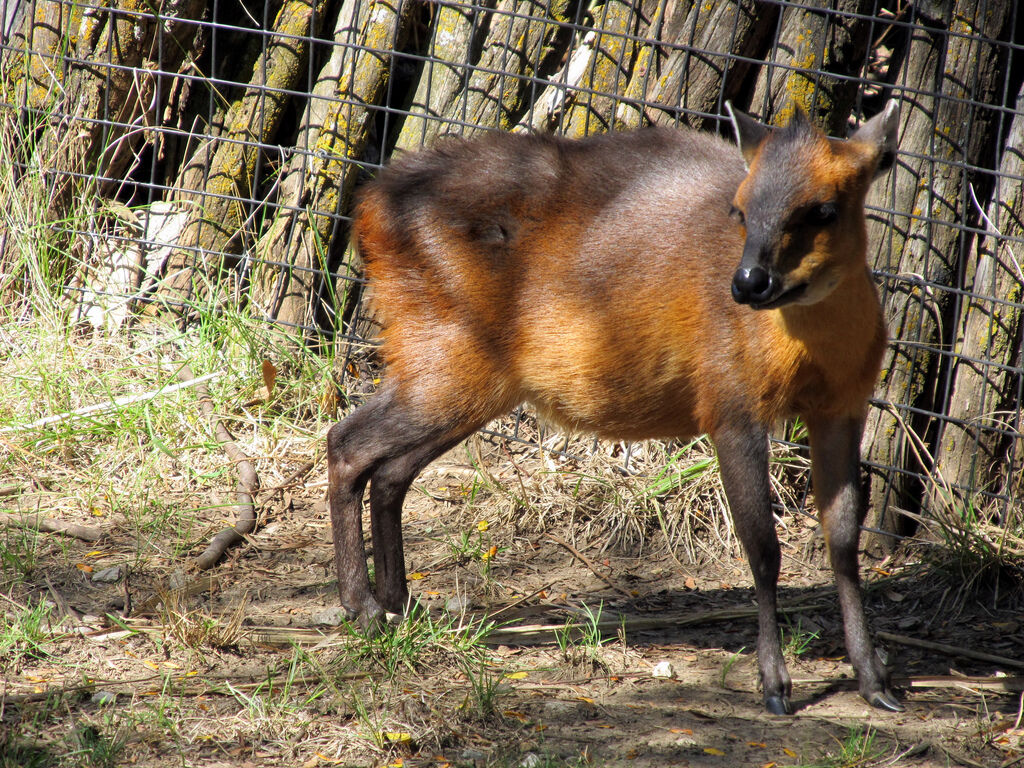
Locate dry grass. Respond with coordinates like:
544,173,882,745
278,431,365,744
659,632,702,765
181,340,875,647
0,310,806,766
445,409,813,570
3,315,1024,767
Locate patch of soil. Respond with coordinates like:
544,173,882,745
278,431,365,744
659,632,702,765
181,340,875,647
4,438,1023,767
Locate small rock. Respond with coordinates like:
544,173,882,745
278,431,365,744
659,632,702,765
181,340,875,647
541,700,577,717
91,690,116,706
444,595,470,614
91,566,122,584
518,753,541,768
651,660,675,679
167,569,187,590
313,606,351,626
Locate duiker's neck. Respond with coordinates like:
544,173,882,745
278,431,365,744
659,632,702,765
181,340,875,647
774,266,883,357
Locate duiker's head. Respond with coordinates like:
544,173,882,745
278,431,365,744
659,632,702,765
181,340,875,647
725,102,898,309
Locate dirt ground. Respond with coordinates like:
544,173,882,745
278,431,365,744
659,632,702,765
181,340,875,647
3,434,1023,767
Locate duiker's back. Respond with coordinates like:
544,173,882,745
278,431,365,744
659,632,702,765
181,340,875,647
355,127,754,438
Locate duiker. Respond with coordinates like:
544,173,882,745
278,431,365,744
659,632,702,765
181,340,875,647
328,103,901,714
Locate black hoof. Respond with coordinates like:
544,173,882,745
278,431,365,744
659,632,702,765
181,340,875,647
340,597,386,636
764,694,793,715
866,689,904,712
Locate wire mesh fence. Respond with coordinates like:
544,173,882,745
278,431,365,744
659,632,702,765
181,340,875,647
1,0,1022,530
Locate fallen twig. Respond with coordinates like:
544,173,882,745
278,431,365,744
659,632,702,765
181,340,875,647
546,533,634,599
43,576,80,623
178,364,260,570
116,619,352,650
486,585,555,621
483,601,832,644
0,371,222,433
895,674,1024,692
878,631,1024,671
0,666,370,708
0,512,101,541
263,459,316,493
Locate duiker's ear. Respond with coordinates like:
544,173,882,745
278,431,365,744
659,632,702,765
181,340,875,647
726,101,772,168
850,101,899,178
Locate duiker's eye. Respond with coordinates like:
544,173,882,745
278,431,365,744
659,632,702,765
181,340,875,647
806,203,838,226
729,205,745,225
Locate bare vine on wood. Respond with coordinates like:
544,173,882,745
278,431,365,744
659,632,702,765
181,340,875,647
160,0,332,309
2,0,206,222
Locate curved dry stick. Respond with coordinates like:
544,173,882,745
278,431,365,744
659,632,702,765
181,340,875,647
1,513,102,541
178,364,260,569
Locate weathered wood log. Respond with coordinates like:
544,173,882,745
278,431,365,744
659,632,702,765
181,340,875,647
0,513,102,542
539,0,656,136
628,0,778,130
508,0,643,136
249,0,417,333
861,0,1016,540
933,82,1024,505
393,1,495,150
155,0,289,194
1,0,59,107
748,0,877,135
159,0,331,305
391,0,577,154
609,0,676,130
440,0,574,136
2,0,206,216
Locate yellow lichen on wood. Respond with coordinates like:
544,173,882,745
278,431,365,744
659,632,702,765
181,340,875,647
250,0,417,329
165,0,328,294
564,1,637,137
395,2,476,149
613,2,666,130
460,0,573,132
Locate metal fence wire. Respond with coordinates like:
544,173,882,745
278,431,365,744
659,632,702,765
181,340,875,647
1,0,1023,530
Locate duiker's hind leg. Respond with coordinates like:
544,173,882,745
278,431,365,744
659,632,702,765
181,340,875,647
713,420,791,714
327,387,470,628
368,432,473,613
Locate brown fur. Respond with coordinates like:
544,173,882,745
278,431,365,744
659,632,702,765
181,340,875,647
355,126,885,438
332,104,902,714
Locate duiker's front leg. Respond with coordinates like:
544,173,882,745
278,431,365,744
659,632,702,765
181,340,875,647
807,415,902,711
713,421,791,714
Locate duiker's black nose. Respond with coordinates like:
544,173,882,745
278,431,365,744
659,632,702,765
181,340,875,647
731,265,775,304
